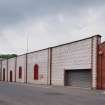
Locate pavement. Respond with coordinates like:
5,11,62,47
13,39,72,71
0,82,105,105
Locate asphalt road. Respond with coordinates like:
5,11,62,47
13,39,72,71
0,82,105,105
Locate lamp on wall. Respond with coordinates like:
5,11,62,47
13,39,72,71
99,50,103,55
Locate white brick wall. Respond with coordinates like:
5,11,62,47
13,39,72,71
0,35,100,88
92,36,100,88
2,60,8,81
47,48,52,85
0,61,1,70
52,38,93,86
0,61,2,80
16,55,26,83
27,49,49,84
8,58,16,82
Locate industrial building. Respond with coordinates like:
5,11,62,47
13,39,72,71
0,35,105,89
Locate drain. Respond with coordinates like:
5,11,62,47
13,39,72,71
44,92,64,96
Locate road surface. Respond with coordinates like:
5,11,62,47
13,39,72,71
0,82,105,105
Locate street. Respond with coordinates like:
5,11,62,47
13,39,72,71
0,82,105,105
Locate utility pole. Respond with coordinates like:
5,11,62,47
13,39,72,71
26,34,29,53
26,34,29,84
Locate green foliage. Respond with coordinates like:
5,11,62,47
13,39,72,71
0,54,17,59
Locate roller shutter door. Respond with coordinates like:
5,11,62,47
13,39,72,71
65,70,91,88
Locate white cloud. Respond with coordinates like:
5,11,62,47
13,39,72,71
0,0,105,54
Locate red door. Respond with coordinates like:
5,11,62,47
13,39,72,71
3,68,5,81
34,64,38,80
19,66,22,79
10,71,12,82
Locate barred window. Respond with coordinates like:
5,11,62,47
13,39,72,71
19,66,22,79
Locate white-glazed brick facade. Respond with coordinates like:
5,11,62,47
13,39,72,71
16,55,26,83
0,60,2,80
2,60,8,81
92,36,101,88
51,36,99,86
0,35,101,89
27,49,49,84
8,58,16,82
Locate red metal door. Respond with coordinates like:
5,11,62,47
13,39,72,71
3,69,5,81
19,66,22,79
10,71,12,82
34,64,38,80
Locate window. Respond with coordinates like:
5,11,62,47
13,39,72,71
3,68,5,81
34,64,39,80
19,66,22,79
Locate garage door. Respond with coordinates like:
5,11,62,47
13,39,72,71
65,69,91,88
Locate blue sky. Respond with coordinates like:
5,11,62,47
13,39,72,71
0,0,105,54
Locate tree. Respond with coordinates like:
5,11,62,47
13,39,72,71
0,54,17,59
